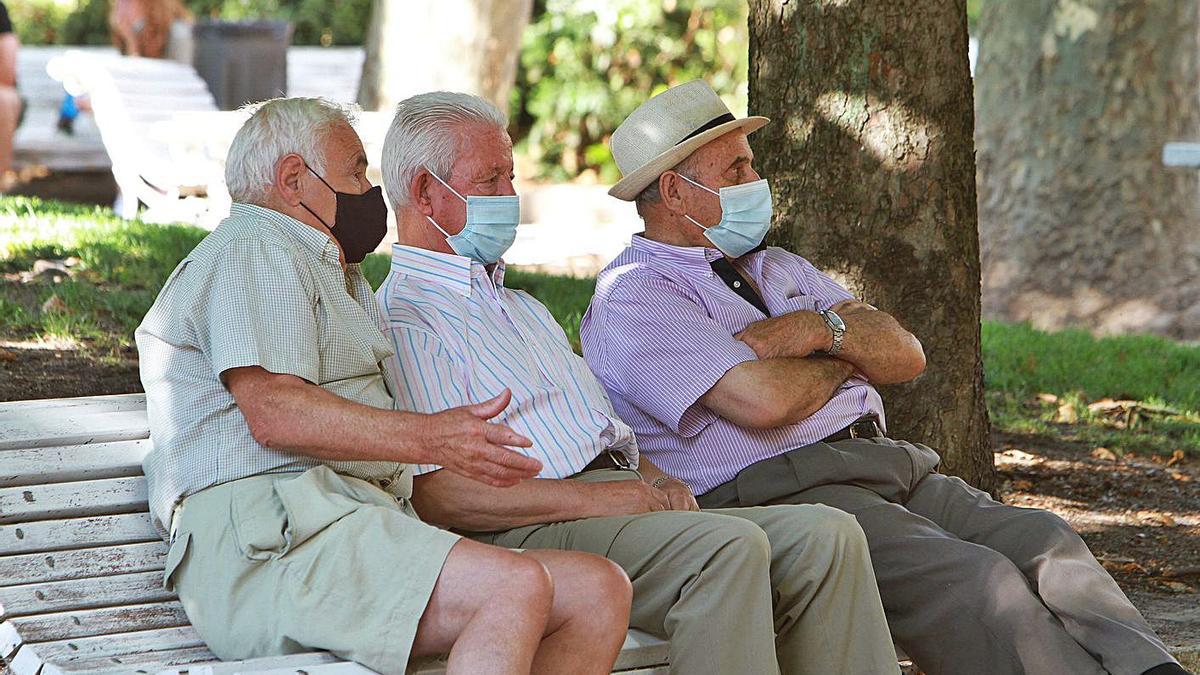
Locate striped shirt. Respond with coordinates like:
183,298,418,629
137,203,408,537
376,244,638,477
580,235,884,495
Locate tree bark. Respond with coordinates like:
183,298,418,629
358,0,533,113
975,1,1200,339
748,0,994,490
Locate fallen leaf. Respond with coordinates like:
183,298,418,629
1035,393,1059,404
1168,470,1191,483
1166,450,1186,467
40,295,66,314
1091,447,1118,462
1161,581,1195,594
1056,402,1078,424
1011,479,1033,491
0,347,16,362
1137,511,1177,527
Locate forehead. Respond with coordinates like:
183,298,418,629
323,121,366,166
690,129,752,167
452,122,513,172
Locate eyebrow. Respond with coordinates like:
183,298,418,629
351,152,368,171
727,155,752,171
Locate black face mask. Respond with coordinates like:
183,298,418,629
300,164,388,264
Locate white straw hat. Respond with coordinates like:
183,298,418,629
608,80,769,201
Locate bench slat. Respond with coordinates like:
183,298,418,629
40,645,219,675
0,439,151,488
0,570,174,618
0,541,168,586
0,513,159,556
26,626,202,661
187,653,350,675
0,477,148,525
0,394,148,451
10,601,188,642
613,630,671,671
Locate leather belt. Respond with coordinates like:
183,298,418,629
579,449,633,473
821,416,883,443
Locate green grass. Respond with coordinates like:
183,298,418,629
2,195,1197,455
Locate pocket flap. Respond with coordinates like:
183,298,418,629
163,531,192,591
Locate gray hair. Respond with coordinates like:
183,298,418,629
634,153,701,216
382,91,508,209
224,97,358,205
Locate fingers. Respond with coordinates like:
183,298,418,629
465,389,512,420
650,486,671,511
484,421,533,448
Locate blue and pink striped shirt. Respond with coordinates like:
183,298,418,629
377,244,638,477
580,236,885,496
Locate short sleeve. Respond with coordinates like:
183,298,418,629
198,239,321,384
591,276,757,437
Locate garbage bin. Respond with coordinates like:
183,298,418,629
192,20,293,111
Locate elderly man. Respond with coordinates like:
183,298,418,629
376,90,899,675
580,80,1188,675
135,97,633,675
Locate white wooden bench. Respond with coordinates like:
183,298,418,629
0,393,670,674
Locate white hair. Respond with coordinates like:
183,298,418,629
224,97,359,205
382,91,508,210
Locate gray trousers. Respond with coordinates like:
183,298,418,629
696,437,1177,675
471,468,900,675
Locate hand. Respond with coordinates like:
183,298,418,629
656,478,700,512
586,479,673,517
735,311,830,359
831,299,876,315
420,389,542,488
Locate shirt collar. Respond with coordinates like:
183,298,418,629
230,202,342,265
630,234,767,277
388,244,506,297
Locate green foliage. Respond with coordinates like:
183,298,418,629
13,0,371,47
511,0,748,182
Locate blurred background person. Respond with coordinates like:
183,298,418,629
0,0,21,190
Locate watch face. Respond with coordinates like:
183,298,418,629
826,310,846,331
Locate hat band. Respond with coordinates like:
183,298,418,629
677,112,736,145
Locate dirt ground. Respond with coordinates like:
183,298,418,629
1,345,1198,662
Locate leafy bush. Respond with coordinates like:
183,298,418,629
510,0,748,182
12,0,371,47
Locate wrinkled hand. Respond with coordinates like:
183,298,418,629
588,479,673,517
422,389,542,488
657,479,700,512
735,311,829,359
831,299,876,315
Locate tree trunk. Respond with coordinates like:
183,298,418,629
975,1,1200,339
748,1,994,491
358,0,533,113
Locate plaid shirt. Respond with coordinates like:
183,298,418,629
136,203,407,536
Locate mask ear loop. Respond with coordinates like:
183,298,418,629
423,166,468,241
675,172,720,231
299,161,336,229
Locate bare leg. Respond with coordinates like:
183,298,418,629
411,539,553,675
524,549,631,675
0,86,19,184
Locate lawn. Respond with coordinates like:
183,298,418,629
2,195,1198,456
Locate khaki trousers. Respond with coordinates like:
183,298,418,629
697,437,1177,675
470,468,900,675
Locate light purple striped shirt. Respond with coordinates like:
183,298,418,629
376,244,638,477
580,236,885,495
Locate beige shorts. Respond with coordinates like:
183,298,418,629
166,465,460,674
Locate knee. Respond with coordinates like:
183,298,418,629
701,517,772,569
502,553,555,613
576,555,633,627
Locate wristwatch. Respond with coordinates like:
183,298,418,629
818,309,846,355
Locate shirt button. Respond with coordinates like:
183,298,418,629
733,281,742,288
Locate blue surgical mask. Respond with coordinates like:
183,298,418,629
678,174,773,258
425,169,520,264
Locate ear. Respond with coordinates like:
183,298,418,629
660,171,688,216
274,153,308,207
410,169,435,216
